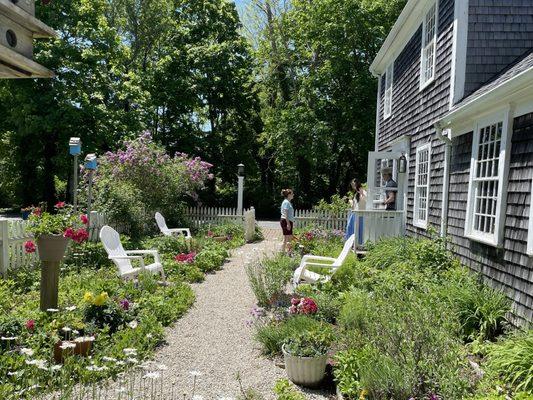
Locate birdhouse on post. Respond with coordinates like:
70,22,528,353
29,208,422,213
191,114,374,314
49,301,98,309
0,0,57,78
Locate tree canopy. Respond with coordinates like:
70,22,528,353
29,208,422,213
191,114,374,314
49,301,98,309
0,0,405,217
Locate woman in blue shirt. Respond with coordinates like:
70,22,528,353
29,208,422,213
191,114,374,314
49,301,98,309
280,189,295,253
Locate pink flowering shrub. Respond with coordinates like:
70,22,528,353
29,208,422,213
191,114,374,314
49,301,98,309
88,132,213,237
174,252,197,264
289,297,318,315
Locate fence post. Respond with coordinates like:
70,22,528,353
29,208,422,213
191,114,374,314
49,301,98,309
0,220,10,276
244,207,256,242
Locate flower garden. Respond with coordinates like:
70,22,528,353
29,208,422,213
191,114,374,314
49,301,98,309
246,229,533,400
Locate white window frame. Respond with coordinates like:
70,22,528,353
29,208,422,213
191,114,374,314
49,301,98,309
528,178,533,256
420,1,438,90
465,109,513,247
414,143,431,229
384,62,393,119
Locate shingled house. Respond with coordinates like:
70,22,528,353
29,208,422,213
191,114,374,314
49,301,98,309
363,0,533,325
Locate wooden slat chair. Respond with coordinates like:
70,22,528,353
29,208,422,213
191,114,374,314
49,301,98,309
292,234,355,286
100,225,165,281
155,212,192,240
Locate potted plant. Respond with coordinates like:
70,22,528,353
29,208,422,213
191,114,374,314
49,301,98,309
50,315,94,363
282,330,333,388
25,203,89,262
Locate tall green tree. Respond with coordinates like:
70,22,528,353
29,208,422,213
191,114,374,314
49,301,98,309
251,0,406,208
0,0,142,207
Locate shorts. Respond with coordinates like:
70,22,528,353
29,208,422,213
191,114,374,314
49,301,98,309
280,219,293,236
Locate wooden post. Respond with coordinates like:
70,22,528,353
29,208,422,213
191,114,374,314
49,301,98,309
244,207,256,243
0,219,9,276
40,261,60,311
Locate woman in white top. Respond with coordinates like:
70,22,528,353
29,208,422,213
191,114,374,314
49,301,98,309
347,179,367,245
349,179,367,211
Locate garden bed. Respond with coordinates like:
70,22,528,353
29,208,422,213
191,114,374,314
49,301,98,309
246,228,533,400
0,222,251,399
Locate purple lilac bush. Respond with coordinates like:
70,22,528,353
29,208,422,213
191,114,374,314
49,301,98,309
88,132,213,237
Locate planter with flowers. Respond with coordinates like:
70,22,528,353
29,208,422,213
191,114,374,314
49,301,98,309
24,202,89,310
49,313,94,363
282,329,333,388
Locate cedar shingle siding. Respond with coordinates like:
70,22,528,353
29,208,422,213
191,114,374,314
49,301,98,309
447,114,533,325
374,0,533,324
377,0,454,238
464,0,533,97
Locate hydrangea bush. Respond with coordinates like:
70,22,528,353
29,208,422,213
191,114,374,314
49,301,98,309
88,132,213,238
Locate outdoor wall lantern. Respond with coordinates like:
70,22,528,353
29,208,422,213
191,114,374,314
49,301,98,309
237,163,245,177
398,153,407,174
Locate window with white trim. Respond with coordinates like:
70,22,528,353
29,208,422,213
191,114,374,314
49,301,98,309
465,111,511,246
384,62,393,119
420,2,437,89
414,143,431,228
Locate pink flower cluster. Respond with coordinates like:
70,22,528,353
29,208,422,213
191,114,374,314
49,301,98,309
174,252,197,264
64,228,89,244
24,241,36,254
289,297,318,315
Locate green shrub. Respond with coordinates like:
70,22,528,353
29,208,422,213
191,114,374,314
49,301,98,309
64,241,111,271
194,245,228,272
273,379,305,400
283,328,333,357
337,287,469,399
246,254,296,308
486,330,533,394
334,349,362,398
137,283,195,326
142,235,189,257
441,269,511,342
254,316,331,356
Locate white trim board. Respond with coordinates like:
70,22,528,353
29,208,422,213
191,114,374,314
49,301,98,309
449,0,469,107
439,66,533,129
527,178,533,257
370,0,435,76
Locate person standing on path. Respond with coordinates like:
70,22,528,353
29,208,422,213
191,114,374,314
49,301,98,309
280,189,295,253
346,179,367,244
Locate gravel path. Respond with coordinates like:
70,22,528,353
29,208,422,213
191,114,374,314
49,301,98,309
149,229,332,399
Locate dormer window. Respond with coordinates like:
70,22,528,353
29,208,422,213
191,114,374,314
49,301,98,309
384,62,393,119
420,2,438,90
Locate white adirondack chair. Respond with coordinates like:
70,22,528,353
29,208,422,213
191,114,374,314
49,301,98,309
293,234,356,286
100,225,165,281
155,212,192,240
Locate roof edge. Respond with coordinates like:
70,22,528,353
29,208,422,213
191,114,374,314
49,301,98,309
438,66,533,125
369,0,427,76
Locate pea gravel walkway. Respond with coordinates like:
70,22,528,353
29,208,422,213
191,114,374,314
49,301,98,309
151,229,332,399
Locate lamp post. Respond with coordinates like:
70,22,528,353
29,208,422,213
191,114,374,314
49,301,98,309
69,137,82,212
84,154,97,231
237,164,245,215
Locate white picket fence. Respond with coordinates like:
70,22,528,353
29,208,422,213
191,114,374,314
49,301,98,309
293,209,350,231
353,210,404,247
185,206,252,228
0,219,38,274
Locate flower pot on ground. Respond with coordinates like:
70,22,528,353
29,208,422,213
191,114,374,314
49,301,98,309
282,330,333,388
53,338,93,363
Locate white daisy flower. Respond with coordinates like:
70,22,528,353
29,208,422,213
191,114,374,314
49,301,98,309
20,348,34,356
59,341,76,350
128,320,138,329
189,370,202,377
46,308,59,313
143,371,161,380
65,305,77,311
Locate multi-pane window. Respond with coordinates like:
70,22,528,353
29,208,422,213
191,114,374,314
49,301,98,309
384,62,393,119
472,122,502,235
420,2,437,89
414,144,430,228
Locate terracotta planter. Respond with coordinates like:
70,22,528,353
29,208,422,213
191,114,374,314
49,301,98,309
282,344,328,388
37,234,69,262
53,339,92,363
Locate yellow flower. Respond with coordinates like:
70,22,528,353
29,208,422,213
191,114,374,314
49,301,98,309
83,292,94,303
359,389,368,400
93,292,108,306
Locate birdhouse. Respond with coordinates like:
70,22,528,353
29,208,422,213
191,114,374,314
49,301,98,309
84,154,97,171
0,0,57,78
69,137,81,156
